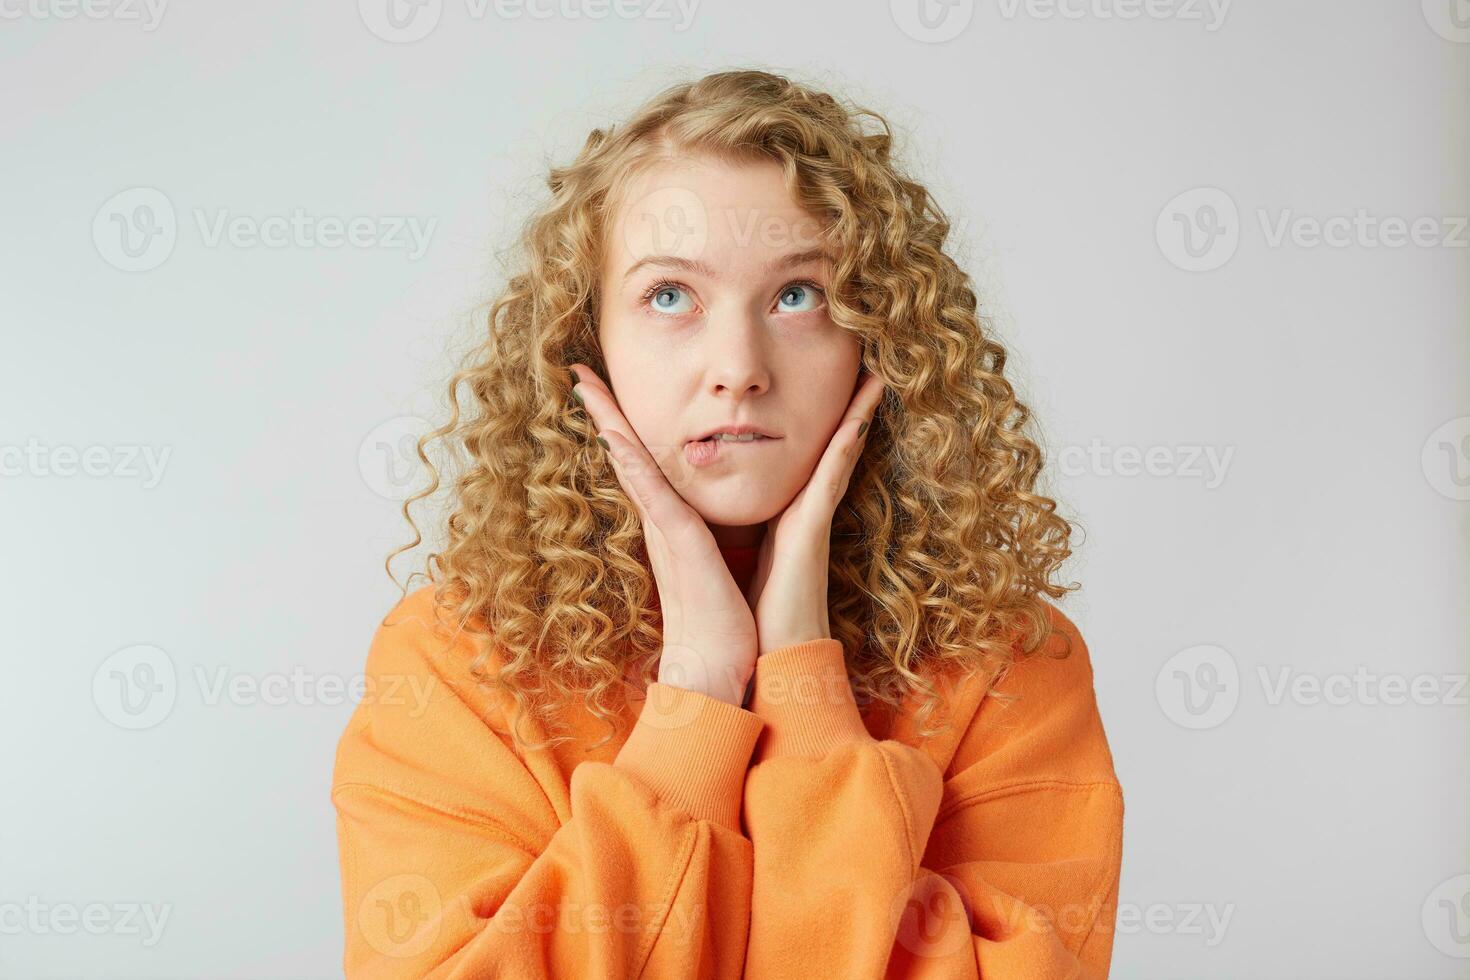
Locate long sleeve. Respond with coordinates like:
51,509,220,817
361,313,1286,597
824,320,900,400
740,608,1124,979
331,588,766,979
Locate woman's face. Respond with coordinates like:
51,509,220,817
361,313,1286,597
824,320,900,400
596,154,863,549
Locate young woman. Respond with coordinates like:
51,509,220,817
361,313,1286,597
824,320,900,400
332,69,1123,979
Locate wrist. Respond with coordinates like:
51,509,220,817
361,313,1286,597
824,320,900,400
757,625,831,657
658,649,753,706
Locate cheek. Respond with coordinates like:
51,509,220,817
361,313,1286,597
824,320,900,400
599,321,655,401
802,342,863,423
605,378,682,453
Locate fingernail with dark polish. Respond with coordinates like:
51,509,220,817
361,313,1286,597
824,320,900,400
596,435,610,451
571,387,584,407
857,420,869,437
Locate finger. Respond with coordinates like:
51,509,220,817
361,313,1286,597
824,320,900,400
568,363,635,447
848,370,886,435
598,429,700,534
569,364,704,540
745,529,773,606
811,371,886,506
570,364,685,477
568,364,650,523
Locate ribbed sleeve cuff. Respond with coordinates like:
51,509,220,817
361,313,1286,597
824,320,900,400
748,639,873,763
613,682,765,831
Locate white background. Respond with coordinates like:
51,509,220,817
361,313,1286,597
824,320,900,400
2,0,1467,976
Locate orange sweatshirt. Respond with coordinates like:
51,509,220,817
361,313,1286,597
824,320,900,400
331,544,1124,979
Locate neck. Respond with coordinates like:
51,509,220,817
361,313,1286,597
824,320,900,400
717,537,761,595
709,523,766,550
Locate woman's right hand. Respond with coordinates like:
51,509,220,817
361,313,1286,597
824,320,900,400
568,364,758,707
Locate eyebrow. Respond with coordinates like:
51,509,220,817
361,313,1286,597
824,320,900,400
621,247,832,283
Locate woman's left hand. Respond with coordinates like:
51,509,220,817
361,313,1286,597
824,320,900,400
746,370,887,656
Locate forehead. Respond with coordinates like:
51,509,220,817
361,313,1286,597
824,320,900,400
604,154,829,272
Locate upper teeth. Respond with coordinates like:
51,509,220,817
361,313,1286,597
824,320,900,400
712,433,766,442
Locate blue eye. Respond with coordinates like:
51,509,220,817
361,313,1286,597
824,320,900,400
778,282,824,313
644,283,695,315
639,279,826,317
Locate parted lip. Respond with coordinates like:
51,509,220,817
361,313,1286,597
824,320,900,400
688,423,782,443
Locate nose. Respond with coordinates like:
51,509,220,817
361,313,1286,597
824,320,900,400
703,303,771,399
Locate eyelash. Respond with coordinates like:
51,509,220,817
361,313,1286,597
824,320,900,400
638,278,827,314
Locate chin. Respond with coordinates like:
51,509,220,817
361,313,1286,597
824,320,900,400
685,488,787,528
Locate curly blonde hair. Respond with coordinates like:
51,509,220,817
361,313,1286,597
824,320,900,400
386,68,1082,755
